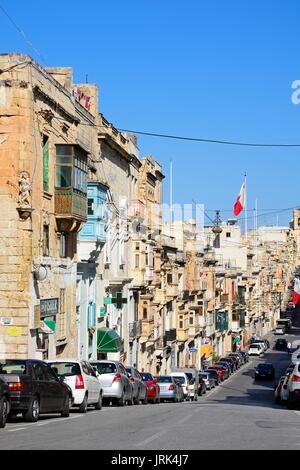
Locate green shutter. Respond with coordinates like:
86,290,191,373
43,137,49,192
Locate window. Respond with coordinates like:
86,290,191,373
135,254,139,268
88,198,94,215
55,145,87,192
189,315,194,325
32,363,45,381
167,274,173,284
43,365,58,382
143,308,147,319
135,243,140,251
43,225,49,256
59,233,68,258
43,135,49,192
59,288,66,339
226,232,231,238
56,145,72,188
179,316,183,329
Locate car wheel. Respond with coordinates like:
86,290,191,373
94,392,102,410
118,392,125,407
142,393,148,405
287,399,295,410
24,395,40,422
61,395,70,417
79,394,88,413
127,393,134,406
274,397,282,405
0,396,8,428
134,391,140,405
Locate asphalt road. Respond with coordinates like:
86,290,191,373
1,313,300,450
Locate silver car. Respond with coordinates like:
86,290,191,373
157,376,183,402
199,372,215,390
90,360,133,406
125,366,148,404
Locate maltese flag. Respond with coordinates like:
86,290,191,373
234,182,246,217
293,278,300,306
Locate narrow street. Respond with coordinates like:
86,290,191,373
1,311,299,450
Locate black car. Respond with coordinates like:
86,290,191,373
254,363,275,380
274,338,288,350
226,354,240,369
206,369,220,386
0,359,71,422
198,377,207,396
240,351,249,363
219,357,235,373
0,377,10,428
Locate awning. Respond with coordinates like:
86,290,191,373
97,327,123,353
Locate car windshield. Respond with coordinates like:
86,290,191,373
91,362,117,374
185,373,193,382
48,362,81,377
157,376,172,383
250,345,259,349
257,364,272,371
141,373,153,381
125,368,132,377
0,360,27,375
199,373,208,379
172,376,185,384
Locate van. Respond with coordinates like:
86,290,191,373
248,343,264,356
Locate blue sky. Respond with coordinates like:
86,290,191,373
1,0,299,227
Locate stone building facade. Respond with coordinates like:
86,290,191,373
0,54,97,360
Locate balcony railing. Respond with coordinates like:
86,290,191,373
55,188,87,231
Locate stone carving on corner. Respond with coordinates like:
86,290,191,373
17,171,33,220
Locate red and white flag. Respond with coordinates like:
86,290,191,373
293,278,300,306
234,181,246,217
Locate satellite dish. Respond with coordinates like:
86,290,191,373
34,266,47,281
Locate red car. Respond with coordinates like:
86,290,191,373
140,372,160,404
207,365,225,381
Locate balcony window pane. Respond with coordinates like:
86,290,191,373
56,155,73,164
56,145,73,156
56,166,72,188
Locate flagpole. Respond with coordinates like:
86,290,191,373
244,173,247,240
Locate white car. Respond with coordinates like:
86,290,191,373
274,326,286,335
248,344,264,356
170,372,191,399
48,360,103,413
286,362,300,409
291,349,300,363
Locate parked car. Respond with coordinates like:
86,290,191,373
226,355,240,369
0,376,10,428
140,372,160,404
207,365,226,382
229,352,245,365
277,319,291,332
212,364,230,380
291,350,300,363
275,325,286,335
186,375,199,401
197,377,207,396
286,362,300,409
280,375,290,404
285,363,295,376
254,363,275,380
125,366,148,404
240,351,249,363
205,369,220,386
219,357,235,373
274,376,286,404
251,341,267,352
48,360,103,413
157,376,182,402
215,362,231,378
248,343,264,357
90,360,133,406
199,372,215,390
170,372,190,400
0,359,71,422
274,338,288,350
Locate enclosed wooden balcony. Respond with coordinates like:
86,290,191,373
55,188,87,232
